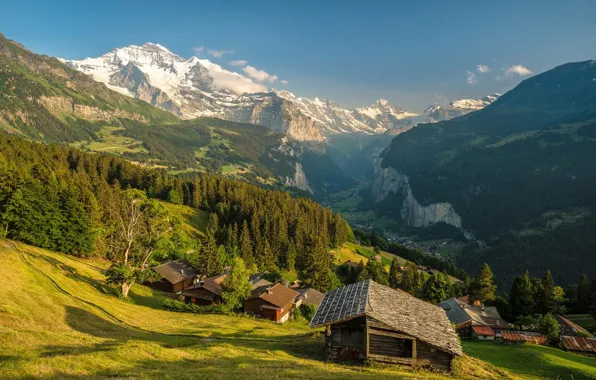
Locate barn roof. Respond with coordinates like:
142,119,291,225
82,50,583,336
472,325,495,337
556,315,594,338
152,260,199,285
560,336,596,353
183,273,227,296
438,298,508,329
310,280,462,356
502,331,547,345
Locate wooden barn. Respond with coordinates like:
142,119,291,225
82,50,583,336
180,273,227,305
310,280,462,371
243,283,299,323
152,260,199,293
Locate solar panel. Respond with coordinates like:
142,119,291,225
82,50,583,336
309,280,370,327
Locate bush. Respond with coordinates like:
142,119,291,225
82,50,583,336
294,304,317,322
162,298,224,314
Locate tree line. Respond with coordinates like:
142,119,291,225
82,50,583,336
0,133,353,296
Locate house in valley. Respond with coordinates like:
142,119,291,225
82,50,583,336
180,273,227,305
243,283,299,323
152,260,199,293
437,297,510,339
310,280,462,371
559,336,596,356
502,331,547,345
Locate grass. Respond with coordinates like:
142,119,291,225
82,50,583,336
462,340,596,380
162,202,210,239
74,126,148,155
1,240,594,379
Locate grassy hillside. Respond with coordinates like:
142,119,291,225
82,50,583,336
0,239,507,379
6,241,595,379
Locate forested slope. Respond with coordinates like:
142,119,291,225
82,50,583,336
376,60,596,285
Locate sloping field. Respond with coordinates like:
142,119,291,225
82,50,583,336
1,240,594,379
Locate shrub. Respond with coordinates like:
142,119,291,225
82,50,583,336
294,304,317,322
162,298,224,314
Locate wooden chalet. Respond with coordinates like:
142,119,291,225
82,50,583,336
152,260,199,293
310,280,462,371
181,273,227,305
437,297,510,339
243,283,299,323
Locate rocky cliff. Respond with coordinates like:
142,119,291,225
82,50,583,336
372,161,462,228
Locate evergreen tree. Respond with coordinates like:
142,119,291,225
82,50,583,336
397,261,422,295
301,236,332,292
167,189,183,204
468,263,496,303
577,275,592,313
357,259,388,285
198,231,222,277
260,239,276,271
389,258,401,289
510,271,535,317
421,273,453,304
535,270,555,314
240,220,254,269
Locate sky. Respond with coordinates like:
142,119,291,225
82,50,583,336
2,0,596,111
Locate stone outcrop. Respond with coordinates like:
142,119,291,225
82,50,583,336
284,162,313,194
372,162,462,228
38,96,146,122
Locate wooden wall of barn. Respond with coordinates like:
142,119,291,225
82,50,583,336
416,341,453,371
326,317,366,361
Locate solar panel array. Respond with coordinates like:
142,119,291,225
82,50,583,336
309,280,370,328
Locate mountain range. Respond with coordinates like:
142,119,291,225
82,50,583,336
63,43,500,142
372,59,596,285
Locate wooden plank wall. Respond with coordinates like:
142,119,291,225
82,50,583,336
327,317,366,361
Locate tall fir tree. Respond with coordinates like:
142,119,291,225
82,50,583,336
240,220,254,269
389,257,401,289
510,271,535,317
468,263,496,303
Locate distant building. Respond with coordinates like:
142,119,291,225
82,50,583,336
502,331,547,345
437,297,510,338
556,315,594,338
372,255,382,262
243,283,299,323
296,288,325,307
181,273,227,306
152,260,199,293
310,280,462,372
559,336,596,356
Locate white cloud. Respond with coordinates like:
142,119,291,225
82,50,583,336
205,64,267,94
466,71,477,84
242,65,278,83
209,49,234,58
477,64,490,73
505,65,533,77
280,80,288,85
228,60,247,66
192,46,204,55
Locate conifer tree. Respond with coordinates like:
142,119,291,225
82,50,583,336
469,263,496,303
240,220,254,269
389,258,401,289
221,257,252,312
510,271,535,317
421,273,453,304
535,270,555,314
260,239,276,271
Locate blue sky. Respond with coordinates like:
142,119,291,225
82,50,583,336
2,0,595,110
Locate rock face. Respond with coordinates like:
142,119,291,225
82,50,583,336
284,162,313,194
372,162,462,228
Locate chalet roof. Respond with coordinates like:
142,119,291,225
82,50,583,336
556,315,594,338
183,273,227,296
560,336,596,353
152,260,199,285
310,280,462,356
297,288,325,306
249,283,299,308
472,325,495,337
502,331,547,345
438,298,508,329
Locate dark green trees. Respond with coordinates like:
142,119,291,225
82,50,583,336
468,263,496,304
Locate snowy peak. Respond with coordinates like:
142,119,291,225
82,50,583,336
424,93,501,123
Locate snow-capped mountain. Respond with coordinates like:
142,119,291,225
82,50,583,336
423,93,501,123
64,42,499,142
63,43,422,142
